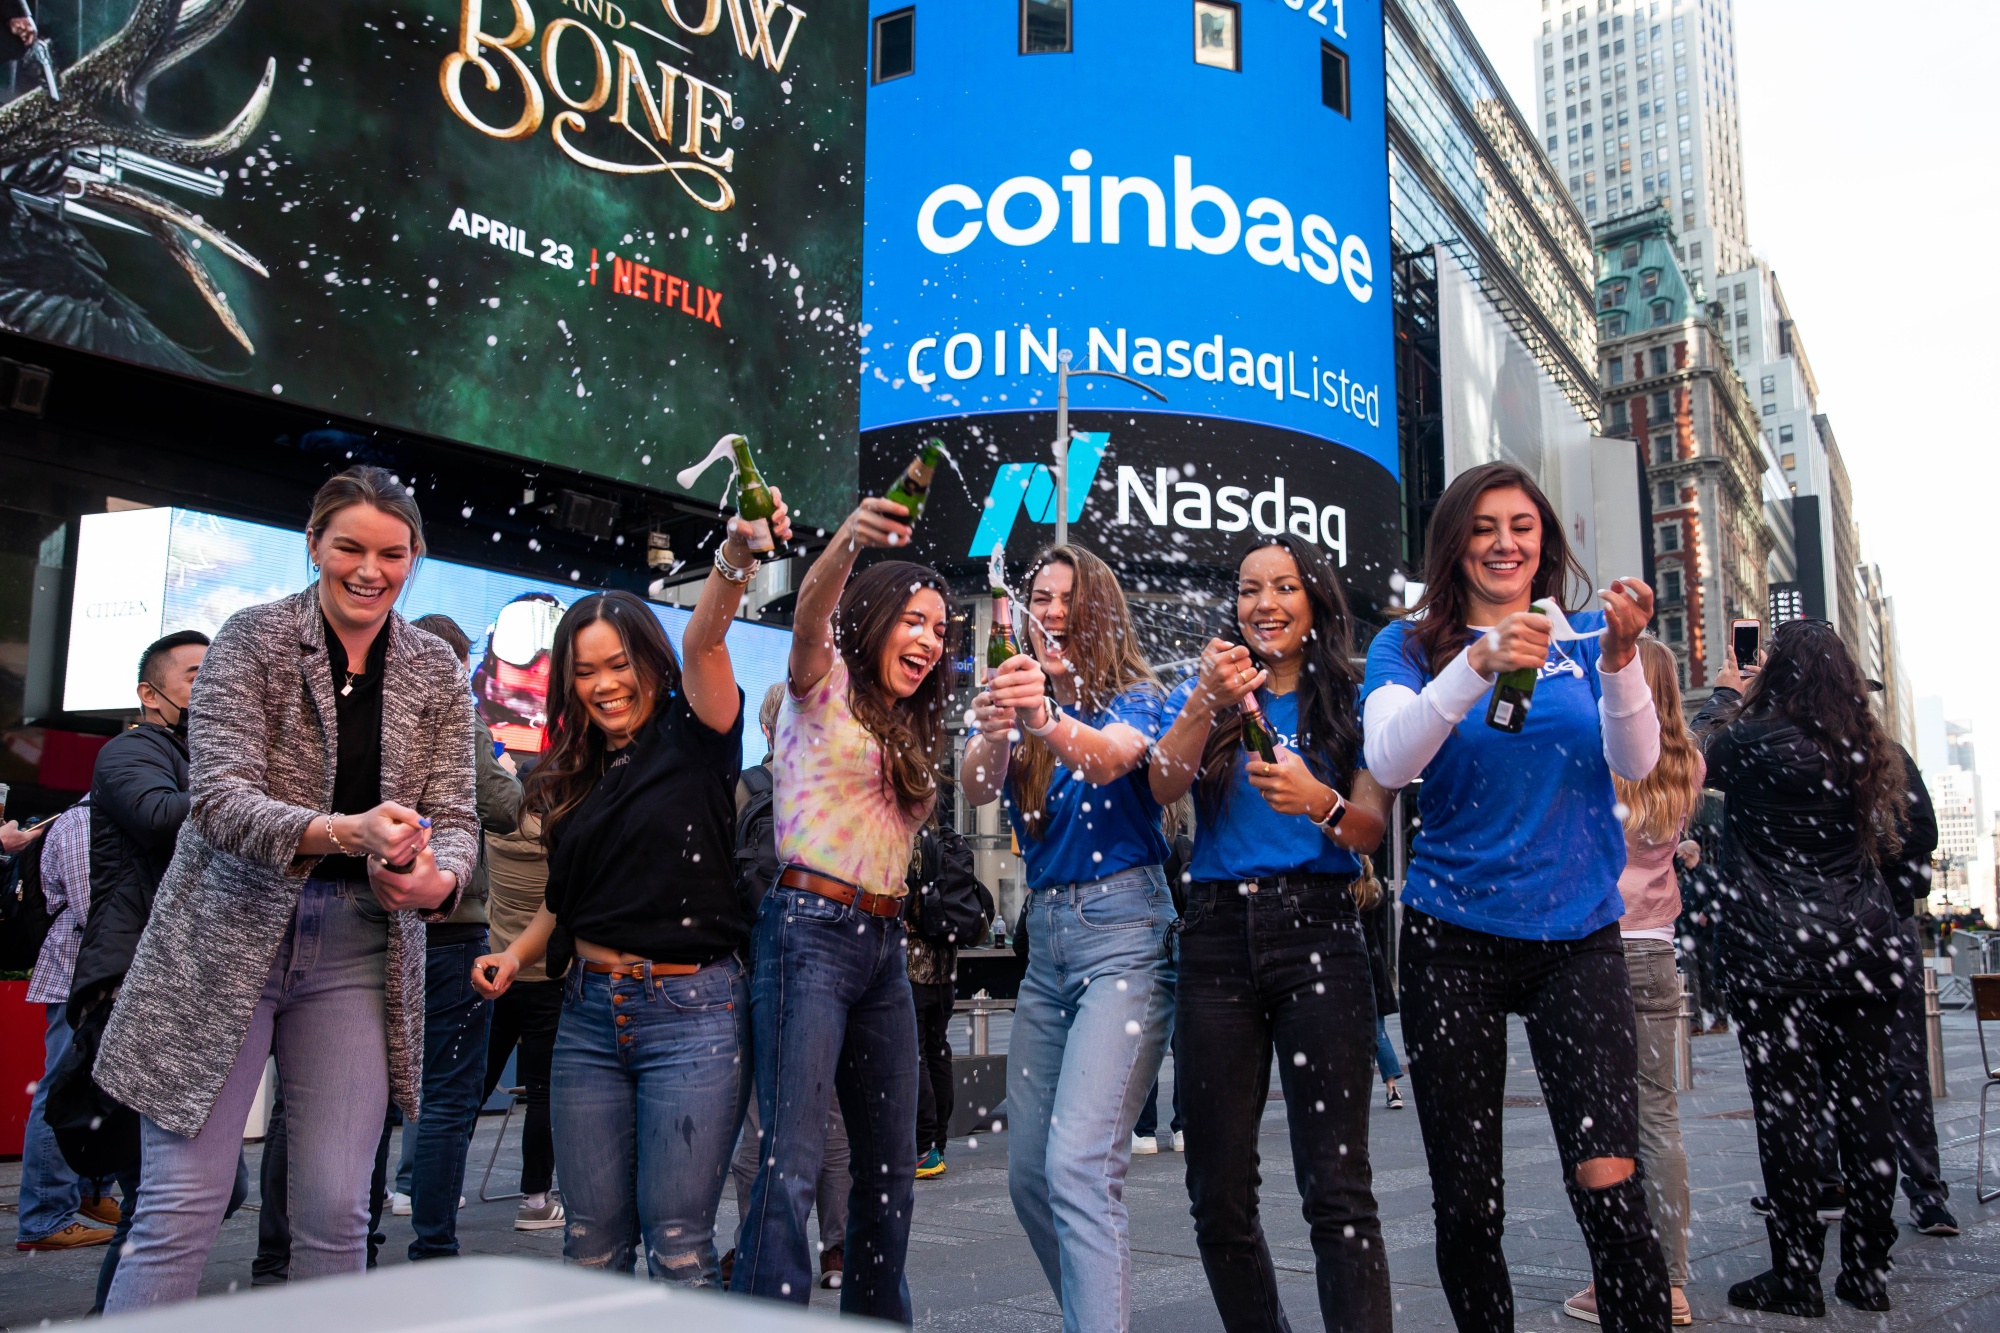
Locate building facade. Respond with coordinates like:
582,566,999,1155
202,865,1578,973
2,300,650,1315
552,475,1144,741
1533,0,1749,291
1594,205,1774,691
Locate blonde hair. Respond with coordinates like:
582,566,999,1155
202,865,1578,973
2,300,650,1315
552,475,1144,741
1614,637,1702,844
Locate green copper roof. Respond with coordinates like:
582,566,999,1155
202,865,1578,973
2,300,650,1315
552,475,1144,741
1591,204,1694,336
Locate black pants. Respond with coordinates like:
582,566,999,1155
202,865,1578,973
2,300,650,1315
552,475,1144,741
1735,988,1898,1293
1177,879,1390,1333
1400,909,1668,1333
911,980,956,1154
1886,919,1947,1207
481,977,562,1195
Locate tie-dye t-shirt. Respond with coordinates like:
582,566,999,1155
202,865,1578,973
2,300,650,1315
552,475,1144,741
773,656,934,898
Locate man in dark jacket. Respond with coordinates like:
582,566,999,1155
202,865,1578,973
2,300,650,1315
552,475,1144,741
69,629,210,1309
1880,744,1956,1236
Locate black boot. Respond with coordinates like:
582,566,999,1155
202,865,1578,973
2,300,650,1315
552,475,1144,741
1728,1269,1826,1318
1567,1172,1670,1333
1833,1270,1889,1312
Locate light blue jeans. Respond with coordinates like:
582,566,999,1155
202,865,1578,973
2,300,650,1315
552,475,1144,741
550,958,748,1282
17,1002,111,1241
1007,865,1175,1333
105,880,390,1312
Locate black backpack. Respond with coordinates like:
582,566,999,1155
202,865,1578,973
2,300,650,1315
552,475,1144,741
734,765,780,923
0,821,56,975
907,819,994,948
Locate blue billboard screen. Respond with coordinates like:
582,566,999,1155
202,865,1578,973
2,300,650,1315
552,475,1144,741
860,1,1395,477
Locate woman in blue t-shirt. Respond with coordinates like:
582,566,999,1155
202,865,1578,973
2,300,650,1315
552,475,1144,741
960,543,1172,1333
1149,536,1395,1333
1359,461,1666,1333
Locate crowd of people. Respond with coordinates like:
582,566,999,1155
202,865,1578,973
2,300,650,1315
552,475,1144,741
1,457,1960,1331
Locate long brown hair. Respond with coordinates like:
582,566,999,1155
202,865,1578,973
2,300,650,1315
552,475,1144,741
1736,618,1907,858
524,591,684,848
1197,538,1362,813
1009,544,1159,839
1402,461,1587,676
838,560,953,817
1615,637,1702,844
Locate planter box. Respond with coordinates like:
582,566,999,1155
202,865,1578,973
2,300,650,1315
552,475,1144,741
1,979,41,1157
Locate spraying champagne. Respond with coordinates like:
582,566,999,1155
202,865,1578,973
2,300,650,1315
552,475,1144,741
884,438,944,520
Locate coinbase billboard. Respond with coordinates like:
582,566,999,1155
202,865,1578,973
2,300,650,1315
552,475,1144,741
861,0,1398,585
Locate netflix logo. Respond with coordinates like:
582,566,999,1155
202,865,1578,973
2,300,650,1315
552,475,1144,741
599,254,723,328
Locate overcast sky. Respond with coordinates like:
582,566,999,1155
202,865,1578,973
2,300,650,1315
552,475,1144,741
1457,0,2000,773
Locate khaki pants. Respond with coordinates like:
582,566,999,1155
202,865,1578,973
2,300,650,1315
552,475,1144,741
1624,937,1691,1285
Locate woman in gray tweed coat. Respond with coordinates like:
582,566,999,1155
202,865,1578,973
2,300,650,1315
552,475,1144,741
99,467,477,1310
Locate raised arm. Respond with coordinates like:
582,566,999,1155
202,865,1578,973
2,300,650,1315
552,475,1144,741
683,492,794,734
789,497,912,697
1149,640,1266,805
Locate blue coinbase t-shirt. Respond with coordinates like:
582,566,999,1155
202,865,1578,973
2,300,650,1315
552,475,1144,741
1161,679,1365,883
1361,612,1628,942
1003,686,1169,889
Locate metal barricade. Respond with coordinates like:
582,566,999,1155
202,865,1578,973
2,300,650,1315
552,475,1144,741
1674,968,1694,1091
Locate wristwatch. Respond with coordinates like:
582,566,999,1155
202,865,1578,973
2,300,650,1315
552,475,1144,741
1023,695,1062,738
1312,789,1348,832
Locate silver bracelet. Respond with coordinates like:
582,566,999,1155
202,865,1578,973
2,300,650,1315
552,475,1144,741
713,544,758,584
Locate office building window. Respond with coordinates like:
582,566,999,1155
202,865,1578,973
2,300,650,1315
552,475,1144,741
1620,243,1640,269
1194,2,1240,71
1655,479,1674,509
1319,40,1349,113
1737,337,1749,358
1663,613,1684,644
1733,282,1745,299
1656,522,1680,553
1688,241,1701,259
1780,452,1795,470
1650,300,1670,327
1651,434,1673,465
1649,346,1667,376
1761,403,1776,416
1610,400,1629,431
1640,269,1660,298
1661,568,1683,603
1601,310,1623,334
1606,358,1625,385
1733,311,1746,328
1021,0,1071,54
1778,424,1794,443
872,8,915,82
1650,390,1671,420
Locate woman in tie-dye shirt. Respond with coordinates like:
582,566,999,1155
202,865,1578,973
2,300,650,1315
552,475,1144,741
729,496,952,1324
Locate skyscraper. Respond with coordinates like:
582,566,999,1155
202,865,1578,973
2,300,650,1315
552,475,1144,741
1532,0,1749,291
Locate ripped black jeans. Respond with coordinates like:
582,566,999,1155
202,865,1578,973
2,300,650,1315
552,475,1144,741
1400,909,1669,1333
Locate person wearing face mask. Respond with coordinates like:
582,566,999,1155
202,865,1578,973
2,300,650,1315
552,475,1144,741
958,543,1172,1333
471,493,792,1283
1361,461,1665,1333
730,498,953,1324
97,467,476,1311
1149,538,1395,1333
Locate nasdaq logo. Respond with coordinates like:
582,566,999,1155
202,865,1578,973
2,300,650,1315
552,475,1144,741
967,432,1109,557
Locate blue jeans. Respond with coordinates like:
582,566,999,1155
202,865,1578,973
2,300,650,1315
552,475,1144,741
1374,1015,1403,1082
550,957,748,1282
398,935,492,1260
104,881,390,1312
732,884,918,1323
17,1002,110,1241
1007,866,1175,1333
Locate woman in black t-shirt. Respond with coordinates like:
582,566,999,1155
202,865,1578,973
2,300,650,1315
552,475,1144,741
473,496,790,1283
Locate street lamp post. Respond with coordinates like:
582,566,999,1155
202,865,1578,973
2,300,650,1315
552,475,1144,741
1052,349,1166,547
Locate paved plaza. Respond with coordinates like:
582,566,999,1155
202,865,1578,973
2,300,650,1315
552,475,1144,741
4,1014,1996,1330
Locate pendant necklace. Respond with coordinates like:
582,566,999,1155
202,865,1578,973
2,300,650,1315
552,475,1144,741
341,669,362,697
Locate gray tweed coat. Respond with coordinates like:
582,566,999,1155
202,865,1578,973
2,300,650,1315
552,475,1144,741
95,589,478,1138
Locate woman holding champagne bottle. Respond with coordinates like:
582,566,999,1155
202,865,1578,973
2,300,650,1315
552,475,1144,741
1148,537,1394,1333
959,543,1173,1333
1360,461,1665,1333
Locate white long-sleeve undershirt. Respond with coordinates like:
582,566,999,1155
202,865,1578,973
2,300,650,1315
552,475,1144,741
1363,638,1660,789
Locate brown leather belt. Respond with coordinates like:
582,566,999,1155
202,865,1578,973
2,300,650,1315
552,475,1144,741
779,865,906,919
581,959,702,978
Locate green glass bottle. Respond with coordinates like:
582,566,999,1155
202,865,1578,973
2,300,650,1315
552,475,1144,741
884,438,945,520
729,434,777,556
1239,688,1278,764
986,547,1018,672
1486,665,1537,733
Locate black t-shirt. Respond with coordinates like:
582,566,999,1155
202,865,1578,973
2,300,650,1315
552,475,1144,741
544,690,745,968
319,615,388,882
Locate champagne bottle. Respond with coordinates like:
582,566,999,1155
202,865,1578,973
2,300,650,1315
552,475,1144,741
729,434,777,556
1239,687,1278,764
1486,664,1537,733
986,547,1019,672
884,438,945,520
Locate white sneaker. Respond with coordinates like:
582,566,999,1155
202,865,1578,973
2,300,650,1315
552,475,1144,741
389,1192,412,1217
1131,1134,1159,1155
1171,1130,1186,1152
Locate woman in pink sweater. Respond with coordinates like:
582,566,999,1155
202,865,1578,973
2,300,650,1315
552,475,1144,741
1566,637,1704,1327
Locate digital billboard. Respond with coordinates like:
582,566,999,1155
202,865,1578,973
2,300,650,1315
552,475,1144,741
859,0,1398,584
0,0,864,507
64,506,792,767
